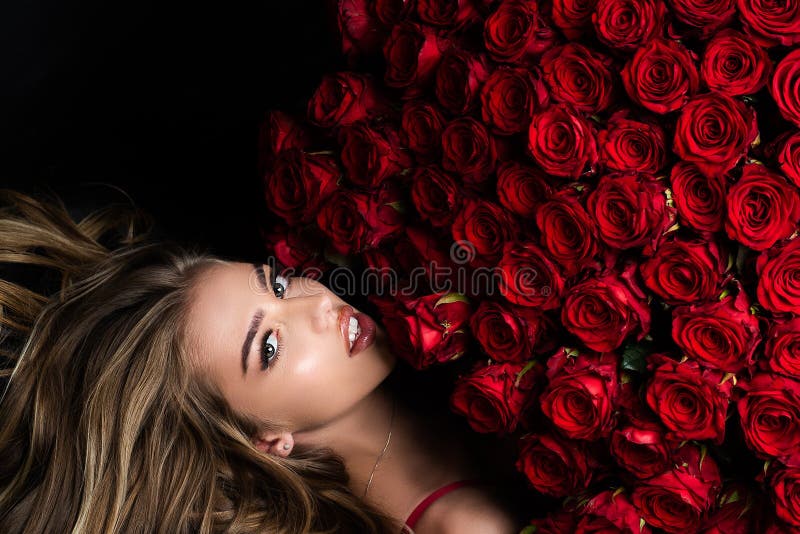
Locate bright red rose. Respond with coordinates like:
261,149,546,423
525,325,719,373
639,236,731,305
645,353,733,444
770,49,800,128
307,72,391,129
701,29,773,97
540,42,616,114
587,171,676,253
598,109,668,175
631,444,722,533
434,49,491,115
592,0,667,52
668,0,736,40
535,189,600,277
766,463,800,528
763,317,800,378
416,0,480,30
441,117,497,187
578,489,653,534
449,360,542,434
669,160,727,233
610,410,672,479
383,22,449,97
527,103,599,180
777,130,800,188
400,100,446,163
540,348,620,440
451,198,517,266
469,300,549,362
496,161,553,218
674,92,759,179
338,122,411,187
736,372,800,467
756,238,800,315
737,0,800,48
498,241,565,310
410,165,462,228
480,66,550,135
725,163,800,251
671,287,761,373
484,0,553,64
699,481,767,534
621,38,700,115
515,432,596,497
264,149,339,225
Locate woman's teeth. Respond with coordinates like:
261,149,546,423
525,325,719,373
348,316,360,350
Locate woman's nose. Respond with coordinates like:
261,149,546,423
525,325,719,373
304,290,334,333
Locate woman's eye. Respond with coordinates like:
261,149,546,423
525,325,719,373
261,330,280,371
272,273,289,299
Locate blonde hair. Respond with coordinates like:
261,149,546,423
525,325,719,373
0,187,402,533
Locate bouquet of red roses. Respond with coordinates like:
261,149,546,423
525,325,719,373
257,1,800,531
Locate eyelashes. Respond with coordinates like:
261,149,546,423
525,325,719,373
255,264,290,372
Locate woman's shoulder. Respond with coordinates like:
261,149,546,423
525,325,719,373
410,483,521,534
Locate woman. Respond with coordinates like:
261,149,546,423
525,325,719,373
0,187,528,533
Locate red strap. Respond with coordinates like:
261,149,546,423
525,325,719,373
405,479,483,529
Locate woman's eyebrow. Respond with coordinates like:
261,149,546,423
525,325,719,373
241,263,270,376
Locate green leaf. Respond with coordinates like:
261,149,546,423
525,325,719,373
639,518,646,532
520,526,538,534
515,360,538,388
621,341,650,373
384,201,406,213
434,292,469,308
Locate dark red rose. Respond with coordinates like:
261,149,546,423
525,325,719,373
673,92,759,179
701,29,773,97
480,66,550,135
578,489,653,534
598,109,668,175
403,224,461,286
416,0,480,30
496,161,553,218
527,103,600,180
400,100,446,163
434,49,491,115
640,236,731,305
736,372,800,467
610,411,672,479
441,117,497,187
257,110,311,176
771,49,800,128
540,42,616,114
766,463,800,528
756,238,800,315
540,348,620,440
470,300,549,363
370,291,471,370
621,38,700,115
264,149,339,225
551,0,596,40
671,287,761,373
498,241,565,310
307,72,390,129
587,171,676,253
383,22,448,97
410,165,461,228
632,444,722,532
562,261,651,352
535,189,600,277
592,0,667,53
261,222,331,277
516,432,596,497
645,353,733,444
449,360,542,434
737,0,800,48
764,318,800,378
373,0,415,26
668,0,736,40
725,163,800,251
451,198,517,266
528,509,580,534
778,130,800,188
699,482,766,534
337,0,386,64
338,122,411,187
669,160,727,233
484,0,553,64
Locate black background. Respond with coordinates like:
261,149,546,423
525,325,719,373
0,0,342,260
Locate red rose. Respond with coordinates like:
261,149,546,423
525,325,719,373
480,66,550,135
307,72,390,129
669,160,727,233
631,444,722,532
592,0,667,53
515,432,596,497
449,360,542,434
763,318,800,378
338,122,411,187
645,353,732,444
540,42,616,115
441,117,497,187
578,489,654,534
498,241,565,310
736,372,800,467
668,0,736,40
725,163,800,251
496,161,553,218
527,103,599,180
535,189,601,277
587,171,676,252
699,482,766,534
370,291,471,370
264,149,339,225
770,49,800,128
561,262,651,352
372,0,415,26
610,411,672,479
469,300,549,362
383,22,449,97
639,236,731,305
766,463,800,528
337,0,386,64
451,198,517,266
484,0,552,64
671,287,761,373
673,92,759,179
528,510,579,534
737,0,800,48
434,49,491,115
551,0,595,40
540,348,620,440
778,130,800,188
598,109,668,175
416,0,480,30
756,238,800,315
400,100,446,163
261,222,331,277
621,38,700,115
410,165,462,228
257,110,311,176
701,29,773,97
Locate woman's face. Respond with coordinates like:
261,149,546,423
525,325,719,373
187,260,397,432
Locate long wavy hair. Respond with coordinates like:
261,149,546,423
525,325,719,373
0,187,403,533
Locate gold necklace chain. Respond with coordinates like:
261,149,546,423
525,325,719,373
364,395,396,498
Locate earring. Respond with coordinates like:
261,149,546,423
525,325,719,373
283,443,291,450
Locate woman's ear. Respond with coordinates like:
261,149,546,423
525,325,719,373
253,431,294,457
